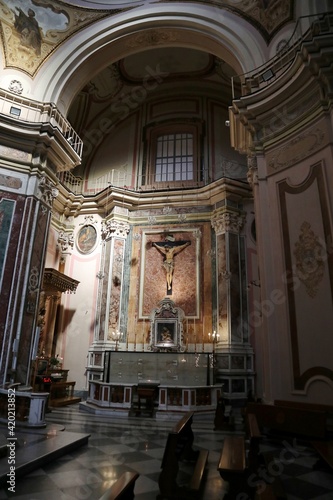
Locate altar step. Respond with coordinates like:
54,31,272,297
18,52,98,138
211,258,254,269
0,423,90,487
49,395,81,407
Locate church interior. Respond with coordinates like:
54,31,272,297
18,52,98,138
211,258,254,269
0,0,332,498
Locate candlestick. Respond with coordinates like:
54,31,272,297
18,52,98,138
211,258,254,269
142,321,145,352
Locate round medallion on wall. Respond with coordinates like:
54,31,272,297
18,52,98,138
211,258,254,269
76,225,98,254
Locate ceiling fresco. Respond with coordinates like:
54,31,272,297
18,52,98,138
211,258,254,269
0,0,133,75
155,0,294,41
0,0,294,76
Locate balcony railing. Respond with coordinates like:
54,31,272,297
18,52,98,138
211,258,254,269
232,12,333,98
57,156,247,196
0,89,83,159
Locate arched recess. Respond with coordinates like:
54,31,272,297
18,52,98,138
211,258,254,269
34,6,268,114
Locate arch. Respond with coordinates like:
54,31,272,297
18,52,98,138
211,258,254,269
33,6,268,113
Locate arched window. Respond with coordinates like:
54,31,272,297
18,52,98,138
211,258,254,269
143,122,203,187
155,132,193,182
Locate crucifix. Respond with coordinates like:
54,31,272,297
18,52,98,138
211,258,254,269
153,237,191,294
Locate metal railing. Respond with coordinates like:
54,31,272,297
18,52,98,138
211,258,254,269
232,12,333,99
0,89,83,158
57,156,247,196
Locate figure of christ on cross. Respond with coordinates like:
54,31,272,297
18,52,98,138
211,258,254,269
152,239,191,293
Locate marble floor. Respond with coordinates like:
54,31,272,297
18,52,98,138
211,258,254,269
0,404,332,499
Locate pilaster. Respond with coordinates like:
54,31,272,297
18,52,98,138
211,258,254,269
211,205,254,401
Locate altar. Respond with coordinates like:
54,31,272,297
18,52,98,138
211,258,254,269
84,351,223,416
83,298,252,415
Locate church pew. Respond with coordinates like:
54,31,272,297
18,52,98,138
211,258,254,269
259,452,287,499
217,435,248,498
246,412,263,472
99,471,139,500
311,440,333,471
246,402,327,441
157,411,209,499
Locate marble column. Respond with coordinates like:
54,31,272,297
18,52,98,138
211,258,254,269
211,206,254,400
87,213,130,380
0,174,57,385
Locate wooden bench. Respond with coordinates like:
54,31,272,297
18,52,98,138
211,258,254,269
246,412,263,472
259,452,287,499
246,402,327,441
255,483,281,500
99,471,139,500
217,435,248,498
311,440,333,471
157,411,209,499
275,400,333,435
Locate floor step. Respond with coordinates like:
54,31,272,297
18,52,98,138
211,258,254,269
0,423,90,486
49,396,81,407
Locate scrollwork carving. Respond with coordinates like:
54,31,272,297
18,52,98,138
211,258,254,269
294,221,325,298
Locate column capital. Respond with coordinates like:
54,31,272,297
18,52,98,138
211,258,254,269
101,219,130,240
211,209,245,235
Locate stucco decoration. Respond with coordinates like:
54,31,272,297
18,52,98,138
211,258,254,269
8,78,22,93
0,0,134,76
267,127,326,174
155,0,293,41
294,221,325,298
125,29,179,49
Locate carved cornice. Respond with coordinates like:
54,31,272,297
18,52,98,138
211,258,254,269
43,268,80,294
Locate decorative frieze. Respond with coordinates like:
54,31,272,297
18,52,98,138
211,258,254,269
125,29,179,48
267,126,327,174
0,145,30,162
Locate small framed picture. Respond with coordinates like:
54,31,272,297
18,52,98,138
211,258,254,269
76,225,98,254
155,319,177,348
